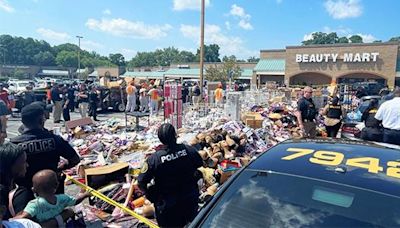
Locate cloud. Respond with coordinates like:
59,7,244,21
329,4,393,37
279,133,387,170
36,28,71,43
120,48,137,60
324,0,363,19
0,0,14,13
303,32,315,41
225,21,231,30
102,9,111,15
81,40,104,52
356,33,376,43
173,0,210,11
180,24,257,58
86,18,172,40
229,4,253,30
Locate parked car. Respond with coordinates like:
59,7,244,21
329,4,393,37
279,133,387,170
353,82,385,96
190,139,400,227
8,80,32,92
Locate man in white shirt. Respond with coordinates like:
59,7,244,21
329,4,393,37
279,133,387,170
375,87,400,145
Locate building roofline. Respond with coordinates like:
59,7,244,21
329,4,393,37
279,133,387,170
260,49,286,52
286,41,400,49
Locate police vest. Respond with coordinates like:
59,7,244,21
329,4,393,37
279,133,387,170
300,98,317,121
327,105,342,119
365,109,381,128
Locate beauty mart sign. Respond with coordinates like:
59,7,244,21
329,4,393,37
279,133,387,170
295,52,379,63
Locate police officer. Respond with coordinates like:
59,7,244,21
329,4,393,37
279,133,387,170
296,86,318,138
360,98,383,142
375,88,400,145
10,103,80,214
322,96,343,138
138,123,203,227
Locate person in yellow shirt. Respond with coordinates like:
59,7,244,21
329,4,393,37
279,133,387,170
215,84,224,107
126,81,137,113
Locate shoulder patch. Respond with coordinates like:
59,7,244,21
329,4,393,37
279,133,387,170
141,162,148,173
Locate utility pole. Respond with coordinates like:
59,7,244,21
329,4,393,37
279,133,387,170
76,35,83,79
199,0,205,95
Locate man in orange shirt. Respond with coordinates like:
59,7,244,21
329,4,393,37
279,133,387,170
215,84,223,107
125,81,137,113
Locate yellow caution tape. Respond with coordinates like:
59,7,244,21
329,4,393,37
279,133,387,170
65,175,159,228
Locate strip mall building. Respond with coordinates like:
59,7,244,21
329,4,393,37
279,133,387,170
253,42,400,88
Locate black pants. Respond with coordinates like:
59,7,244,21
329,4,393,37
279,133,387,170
383,129,400,145
63,107,70,121
155,196,198,227
325,122,341,138
89,103,97,120
361,127,383,142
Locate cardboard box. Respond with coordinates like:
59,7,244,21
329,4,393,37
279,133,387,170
241,112,264,129
85,162,129,190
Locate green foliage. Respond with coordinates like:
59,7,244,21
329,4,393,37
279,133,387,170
247,56,260,62
389,36,400,42
348,35,363,43
196,44,221,62
12,69,27,79
33,51,56,66
55,50,78,67
127,47,197,68
302,32,365,45
109,53,125,66
205,56,241,82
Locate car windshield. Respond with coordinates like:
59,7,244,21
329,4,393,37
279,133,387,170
199,170,400,228
17,82,30,87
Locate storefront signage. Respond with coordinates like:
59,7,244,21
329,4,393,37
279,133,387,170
296,52,379,63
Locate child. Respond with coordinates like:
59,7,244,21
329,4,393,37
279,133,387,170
14,169,90,224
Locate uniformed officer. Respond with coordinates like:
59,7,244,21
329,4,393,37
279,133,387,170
360,99,382,142
138,123,203,227
10,103,80,214
375,88,400,145
296,86,318,138
322,97,343,138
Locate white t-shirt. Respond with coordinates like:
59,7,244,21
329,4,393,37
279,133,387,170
375,97,400,130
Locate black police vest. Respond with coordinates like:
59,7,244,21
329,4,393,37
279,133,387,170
327,105,342,119
365,109,380,128
300,98,317,121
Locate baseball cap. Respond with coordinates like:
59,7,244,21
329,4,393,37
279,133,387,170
30,101,53,113
21,103,45,123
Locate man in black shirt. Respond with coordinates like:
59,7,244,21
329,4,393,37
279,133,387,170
51,84,63,123
0,100,8,144
296,86,318,138
88,86,99,121
10,103,80,214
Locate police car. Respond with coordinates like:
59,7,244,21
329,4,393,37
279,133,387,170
190,138,400,227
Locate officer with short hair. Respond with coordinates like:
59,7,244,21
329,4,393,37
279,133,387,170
138,123,203,227
360,98,382,142
296,86,318,138
375,88,400,145
10,103,80,214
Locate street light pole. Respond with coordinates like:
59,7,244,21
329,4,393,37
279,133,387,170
199,0,205,95
76,35,83,79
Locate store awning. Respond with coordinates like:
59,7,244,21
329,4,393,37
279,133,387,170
254,59,285,75
164,68,204,79
237,69,253,79
38,69,69,76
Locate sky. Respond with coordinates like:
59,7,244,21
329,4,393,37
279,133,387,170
0,0,399,60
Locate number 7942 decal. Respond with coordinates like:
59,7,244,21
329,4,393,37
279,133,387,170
282,148,400,178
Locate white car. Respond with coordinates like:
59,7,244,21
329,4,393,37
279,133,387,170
8,81,32,92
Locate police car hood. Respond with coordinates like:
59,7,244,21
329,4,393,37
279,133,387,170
249,138,400,197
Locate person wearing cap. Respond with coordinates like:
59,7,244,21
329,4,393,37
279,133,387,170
23,85,35,106
296,86,318,138
138,123,203,227
139,88,149,112
374,87,400,145
125,81,137,113
10,103,80,215
51,84,63,123
17,101,52,134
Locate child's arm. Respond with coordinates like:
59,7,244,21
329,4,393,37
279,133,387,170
74,191,91,205
13,211,33,220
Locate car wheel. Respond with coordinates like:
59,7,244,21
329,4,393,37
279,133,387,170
116,103,125,112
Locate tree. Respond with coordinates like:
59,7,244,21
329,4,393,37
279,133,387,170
205,56,241,82
55,50,78,67
349,35,363,43
302,32,339,45
196,44,221,62
109,53,125,66
12,69,27,79
247,56,260,62
33,51,56,66
337,37,349,43
389,36,400,42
